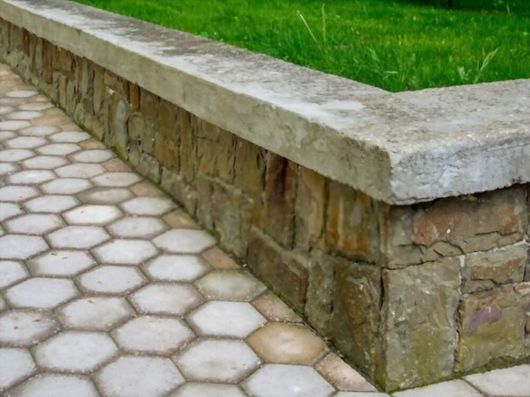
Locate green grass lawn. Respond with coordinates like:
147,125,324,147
72,0,529,92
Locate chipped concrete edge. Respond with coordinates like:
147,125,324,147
1,0,529,204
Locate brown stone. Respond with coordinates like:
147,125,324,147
316,352,376,392
456,284,530,372
247,229,309,311
295,166,325,250
197,120,235,182
464,244,527,292
331,260,381,381
106,92,129,158
305,251,334,335
247,322,326,365
381,258,460,390
129,83,140,111
387,188,527,267
179,111,197,184
140,88,158,121
234,138,266,198
160,167,196,215
154,135,179,170
261,154,297,248
103,158,131,172
103,70,128,97
326,180,383,262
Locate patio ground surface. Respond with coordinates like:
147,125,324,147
0,63,529,397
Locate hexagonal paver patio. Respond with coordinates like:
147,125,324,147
2,62,521,397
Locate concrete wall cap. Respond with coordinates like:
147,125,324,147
2,0,529,204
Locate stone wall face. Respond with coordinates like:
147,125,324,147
2,21,529,391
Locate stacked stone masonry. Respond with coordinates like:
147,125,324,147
1,19,529,391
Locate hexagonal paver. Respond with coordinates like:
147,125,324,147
37,143,80,156
48,226,110,249
24,195,79,213
6,136,47,149
243,364,334,397
0,162,18,176
465,365,530,397
247,322,326,365
0,235,48,259
188,301,266,338
252,291,302,323
7,170,56,185
113,316,194,354
175,339,260,382
20,125,59,136
7,111,41,120
64,205,122,225
35,331,117,372
131,283,203,316
393,380,482,397
0,348,36,391
144,255,209,282
22,155,69,169
9,374,99,397
19,102,53,111
195,270,266,301
170,383,247,397
0,311,57,346
0,202,23,222
6,90,37,98
27,250,95,276
93,239,157,265
108,216,166,238
78,187,133,204
121,196,176,216
56,163,105,178
79,266,145,294
153,230,215,254
5,214,63,234
50,131,90,143
0,120,30,130
5,278,78,309
0,106,14,116
0,260,28,288
41,178,92,194
59,297,133,331
0,186,39,202
316,353,376,392
96,356,184,397
71,149,114,163
0,149,34,162
0,296,5,311
92,172,141,187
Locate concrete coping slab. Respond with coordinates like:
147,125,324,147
1,0,529,204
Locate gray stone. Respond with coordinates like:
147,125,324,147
465,364,530,396
393,380,482,397
9,374,99,397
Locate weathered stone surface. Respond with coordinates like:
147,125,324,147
326,181,383,262
381,259,461,390
247,229,308,312
331,260,381,381
387,188,527,266
260,154,296,248
106,92,129,158
463,244,527,292
295,166,325,250
233,138,266,198
304,251,334,335
197,120,235,183
456,283,530,373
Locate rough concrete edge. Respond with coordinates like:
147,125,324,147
1,0,529,205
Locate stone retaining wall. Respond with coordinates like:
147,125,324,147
1,3,529,391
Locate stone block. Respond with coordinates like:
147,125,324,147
234,138,266,198
106,92,129,158
154,135,179,171
304,250,334,336
331,260,382,381
197,120,235,183
260,154,296,248
93,65,105,114
179,111,197,184
295,166,325,250
140,88,158,121
380,258,461,390
326,180,383,262
463,244,527,292
456,283,530,373
103,70,128,97
160,167,196,215
247,229,309,311
387,188,527,267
